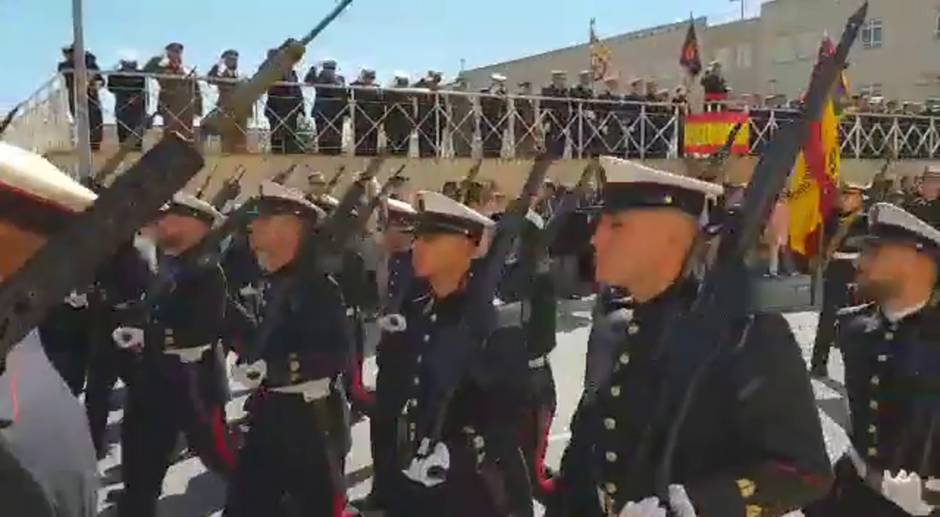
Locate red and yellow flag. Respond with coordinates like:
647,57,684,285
590,18,612,82
788,38,842,258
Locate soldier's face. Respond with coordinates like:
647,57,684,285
856,241,927,301
839,191,863,214
153,214,209,256
248,214,304,273
382,226,413,253
224,56,238,69
921,178,940,200
592,209,696,290
0,220,48,280
412,233,476,280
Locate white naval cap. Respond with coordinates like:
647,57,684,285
255,180,325,220
598,156,723,221
387,197,417,216
385,198,417,229
850,202,940,254
161,192,223,226
841,179,873,192
0,141,96,214
414,190,494,237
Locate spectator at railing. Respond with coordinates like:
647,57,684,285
480,73,508,158
513,81,539,157
143,42,202,140
701,61,729,111
541,70,571,158
310,59,347,155
570,71,598,156
384,72,413,157
58,44,105,150
350,68,382,156
596,76,625,157
207,49,246,153
413,70,444,158
107,57,147,150
448,76,474,158
263,47,303,154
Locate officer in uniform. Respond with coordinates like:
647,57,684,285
385,72,414,156
264,46,304,154
225,182,352,516
810,180,872,378
108,57,147,150
546,157,832,517
350,68,383,156
387,191,532,517
207,49,247,153
116,193,236,517
622,78,644,157
905,168,940,227
480,73,508,158
414,71,444,158
448,76,475,158
354,197,420,512
597,76,625,156
570,71,596,156
143,42,202,140
313,59,348,155
804,203,940,517
0,142,99,516
541,71,571,158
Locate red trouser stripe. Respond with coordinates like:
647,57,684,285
211,407,238,473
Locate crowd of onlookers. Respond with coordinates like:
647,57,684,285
54,43,940,159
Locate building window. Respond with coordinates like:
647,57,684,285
861,19,883,49
860,83,883,97
736,44,752,69
715,47,733,69
773,36,794,63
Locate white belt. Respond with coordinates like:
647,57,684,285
528,355,548,369
163,344,212,363
270,377,332,402
832,251,860,261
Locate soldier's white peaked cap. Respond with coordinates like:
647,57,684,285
857,202,940,253
414,190,494,236
387,198,417,216
257,181,325,219
163,192,223,226
0,142,96,213
599,156,723,220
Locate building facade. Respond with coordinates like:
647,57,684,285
460,0,940,104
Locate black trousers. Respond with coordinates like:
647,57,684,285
84,335,136,459
481,118,504,158
115,105,145,149
354,123,379,156
315,105,345,155
369,350,413,505
118,352,235,517
811,279,852,371
37,305,91,396
224,390,348,517
803,457,929,516
518,362,558,502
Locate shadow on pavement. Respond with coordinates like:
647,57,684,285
158,470,227,516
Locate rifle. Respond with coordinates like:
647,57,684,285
195,163,219,199
200,0,354,137
870,152,895,203
0,103,21,137
647,3,868,506
88,112,158,190
0,136,204,356
703,122,744,181
458,159,484,204
325,165,347,195
271,163,298,185
210,165,247,211
351,164,407,233
543,160,597,246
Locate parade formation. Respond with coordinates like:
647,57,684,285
2,1,940,517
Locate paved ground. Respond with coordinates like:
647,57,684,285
93,297,850,516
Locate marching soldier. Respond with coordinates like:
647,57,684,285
350,68,383,156
0,142,99,516
480,73,508,158
385,72,414,157
225,182,352,516
546,157,832,517
312,59,348,155
207,49,247,153
354,198,421,512
541,71,571,158
143,42,202,140
116,193,236,517
905,168,940,226
514,81,538,158
387,191,532,517
804,203,940,517
810,180,872,378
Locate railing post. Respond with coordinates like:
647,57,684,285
639,104,646,160
576,101,584,159
346,88,356,157
507,97,517,159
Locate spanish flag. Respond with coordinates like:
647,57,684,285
788,37,842,258
590,18,612,82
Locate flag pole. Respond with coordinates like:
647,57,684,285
71,0,93,179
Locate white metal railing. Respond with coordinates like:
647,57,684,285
19,71,940,161
2,75,73,156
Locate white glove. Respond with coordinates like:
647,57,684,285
159,54,170,67
64,291,89,309
882,470,935,516
403,439,450,488
668,484,697,517
377,313,407,333
619,497,666,517
232,360,267,389
112,327,144,350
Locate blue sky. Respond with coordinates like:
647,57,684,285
0,0,764,109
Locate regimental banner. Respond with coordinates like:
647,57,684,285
683,112,750,156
